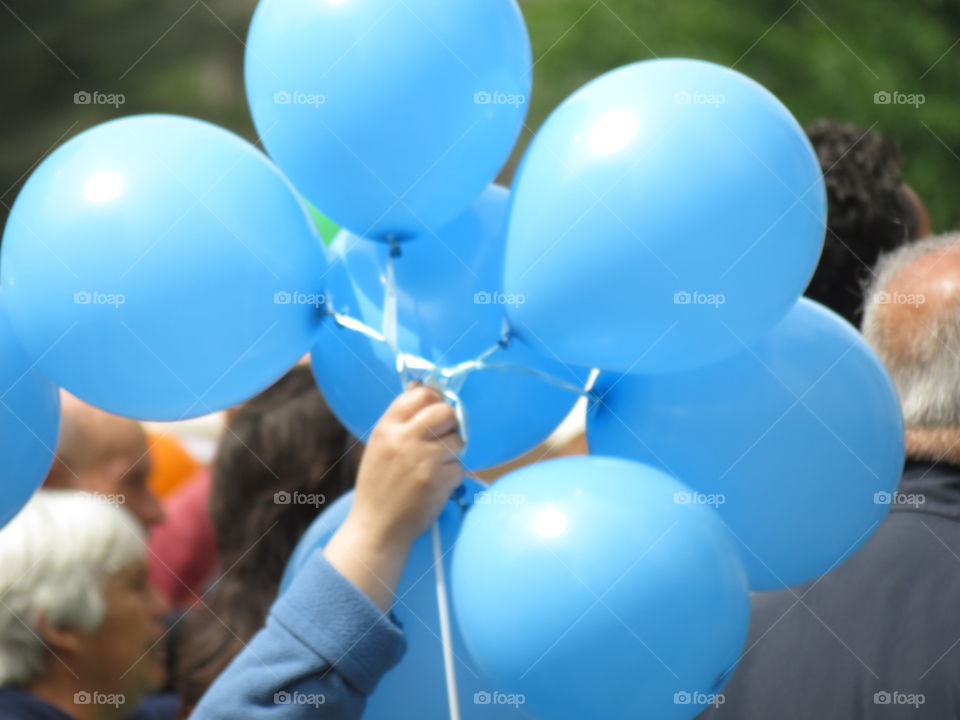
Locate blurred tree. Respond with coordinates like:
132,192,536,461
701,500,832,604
515,0,960,231
0,0,255,231
1,0,957,237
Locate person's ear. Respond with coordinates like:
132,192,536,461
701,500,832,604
35,612,85,656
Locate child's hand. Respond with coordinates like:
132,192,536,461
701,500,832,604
324,386,464,610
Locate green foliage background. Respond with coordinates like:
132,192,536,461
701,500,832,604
1,0,958,232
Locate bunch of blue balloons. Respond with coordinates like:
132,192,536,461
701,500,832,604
0,0,905,718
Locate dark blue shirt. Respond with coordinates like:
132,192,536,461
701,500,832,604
0,688,177,720
700,460,960,719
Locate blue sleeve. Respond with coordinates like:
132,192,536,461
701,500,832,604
191,548,406,719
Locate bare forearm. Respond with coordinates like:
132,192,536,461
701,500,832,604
323,518,412,612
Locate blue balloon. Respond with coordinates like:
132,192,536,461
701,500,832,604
310,185,587,471
452,456,749,720
1,115,329,420
588,299,905,590
504,59,826,374
0,302,60,528
281,479,533,719
245,0,532,240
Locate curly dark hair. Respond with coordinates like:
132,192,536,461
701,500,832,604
172,364,359,715
803,119,921,325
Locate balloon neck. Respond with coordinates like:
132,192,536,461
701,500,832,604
387,234,402,258
451,483,470,509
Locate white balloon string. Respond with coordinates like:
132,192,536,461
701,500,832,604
457,361,593,397
325,307,591,401
382,237,404,386
327,311,387,344
432,520,462,720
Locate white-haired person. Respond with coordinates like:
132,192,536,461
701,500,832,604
700,232,960,719
0,490,171,720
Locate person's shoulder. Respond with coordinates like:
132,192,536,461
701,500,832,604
0,687,74,719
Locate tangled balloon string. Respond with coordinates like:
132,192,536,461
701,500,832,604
323,238,594,449
318,239,596,720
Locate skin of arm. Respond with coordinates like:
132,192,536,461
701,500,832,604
323,385,464,612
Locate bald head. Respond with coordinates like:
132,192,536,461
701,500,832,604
47,393,147,484
45,393,163,528
863,232,960,441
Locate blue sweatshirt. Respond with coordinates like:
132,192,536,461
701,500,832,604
191,548,406,719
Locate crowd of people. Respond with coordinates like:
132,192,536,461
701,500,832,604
1,118,956,719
